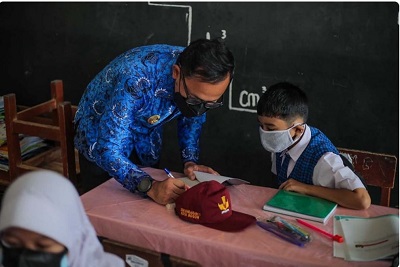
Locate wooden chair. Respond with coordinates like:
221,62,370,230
1,80,79,188
337,147,397,207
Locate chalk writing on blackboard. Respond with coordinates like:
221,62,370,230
148,2,260,114
228,84,266,113
206,30,227,40
148,2,192,45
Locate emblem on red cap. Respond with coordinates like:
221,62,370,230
174,180,256,232
218,196,230,214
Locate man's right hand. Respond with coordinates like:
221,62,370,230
146,178,187,205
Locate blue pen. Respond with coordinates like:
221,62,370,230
164,168,175,178
164,168,191,190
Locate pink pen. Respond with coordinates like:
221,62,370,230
296,219,344,243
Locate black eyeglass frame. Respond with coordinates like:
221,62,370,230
180,71,225,109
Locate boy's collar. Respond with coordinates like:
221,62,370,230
283,124,310,162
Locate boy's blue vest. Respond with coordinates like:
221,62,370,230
276,127,338,185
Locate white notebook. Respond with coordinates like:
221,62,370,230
178,171,249,187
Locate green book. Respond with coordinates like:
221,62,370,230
263,190,337,224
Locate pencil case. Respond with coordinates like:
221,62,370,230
256,218,310,247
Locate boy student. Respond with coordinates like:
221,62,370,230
257,82,371,210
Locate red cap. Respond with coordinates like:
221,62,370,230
174,180,256,232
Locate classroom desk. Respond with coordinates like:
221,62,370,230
81,167,399,267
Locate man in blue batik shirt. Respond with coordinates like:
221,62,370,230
74,38,234,205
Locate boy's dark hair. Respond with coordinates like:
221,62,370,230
177,38,235,83
257,82,309,123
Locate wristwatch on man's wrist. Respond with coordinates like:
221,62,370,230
137,176,153,193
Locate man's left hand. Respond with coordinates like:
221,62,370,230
183,161,219,180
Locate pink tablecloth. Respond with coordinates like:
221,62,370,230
81,168,398,267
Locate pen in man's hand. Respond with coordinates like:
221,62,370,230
164,168,190,190
164,168,175,178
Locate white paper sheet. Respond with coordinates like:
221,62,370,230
178,171,250,187
334,214,399,261
194,171,250,185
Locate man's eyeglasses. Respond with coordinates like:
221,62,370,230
180,72,224,109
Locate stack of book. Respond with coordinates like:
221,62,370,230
0,97,5,147
0,96,49,171
0,136,49,171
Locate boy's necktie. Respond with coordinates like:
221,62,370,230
278,153,291,184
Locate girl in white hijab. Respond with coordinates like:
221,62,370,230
0,170,124,267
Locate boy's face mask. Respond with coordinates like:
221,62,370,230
259,123,304,153
1,243,68,267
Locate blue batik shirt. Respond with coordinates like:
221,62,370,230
74,44,206,193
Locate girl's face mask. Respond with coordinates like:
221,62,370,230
259,123,304,153
1,242,68,267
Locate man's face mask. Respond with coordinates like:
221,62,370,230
259,123,304,153
173,92,208,117
174,71,224,118
1,242,68,267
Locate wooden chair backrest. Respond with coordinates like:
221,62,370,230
3,80,78,186
337,147,397,207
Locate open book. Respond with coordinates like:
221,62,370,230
334,214,399,261
263,190,337,224
178,171,249,187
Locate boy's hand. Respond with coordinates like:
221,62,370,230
279,178,310,194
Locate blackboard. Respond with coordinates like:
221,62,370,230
0,2,398,206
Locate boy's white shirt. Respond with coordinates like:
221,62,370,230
271,125,365,190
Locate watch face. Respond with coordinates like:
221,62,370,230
138,177,152,193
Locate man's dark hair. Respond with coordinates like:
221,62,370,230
177,38,235,83
257,82,309,123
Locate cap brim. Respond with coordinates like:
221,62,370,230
202,211,256,232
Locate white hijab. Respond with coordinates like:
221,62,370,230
0,170,124,267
